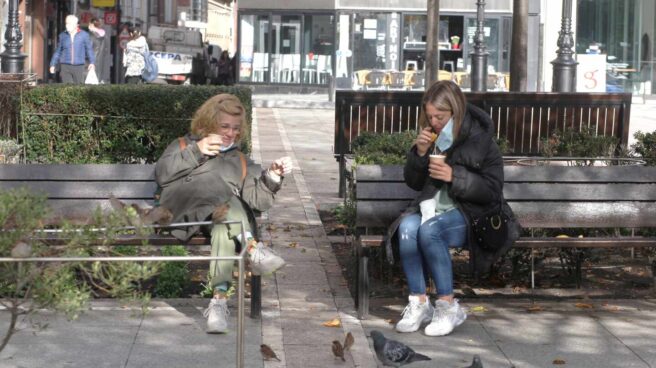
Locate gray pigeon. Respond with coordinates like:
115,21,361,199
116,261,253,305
370,330,431,367
465,355,484,368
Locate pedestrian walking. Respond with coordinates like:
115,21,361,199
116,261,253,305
155,93,289,334
88,17,110,83
217,50,233,85
123,25,148,84
49,15,95,84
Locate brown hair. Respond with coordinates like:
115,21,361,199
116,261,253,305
190,93,248,142
420,80,466,140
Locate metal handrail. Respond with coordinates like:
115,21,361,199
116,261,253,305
0,219,248,368
503,156,646,166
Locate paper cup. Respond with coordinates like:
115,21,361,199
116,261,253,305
429,154,446,164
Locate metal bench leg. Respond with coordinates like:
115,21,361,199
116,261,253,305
531,249,535,289
356,240,369,320
575,250,582,289
338,154,346,198
250,275,261,319
651,259,656,288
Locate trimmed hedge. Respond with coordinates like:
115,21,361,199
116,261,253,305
20,84,252,163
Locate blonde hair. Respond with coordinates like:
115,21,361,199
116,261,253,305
420,80,466,141
190,94,248,142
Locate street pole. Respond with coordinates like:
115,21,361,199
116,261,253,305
425,0,440,86
1,0,27,73
551,0,577,92
470,0,488,92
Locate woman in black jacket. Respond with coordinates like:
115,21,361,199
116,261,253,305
393,80,516,337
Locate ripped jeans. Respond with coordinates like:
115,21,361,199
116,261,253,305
397,209,467,296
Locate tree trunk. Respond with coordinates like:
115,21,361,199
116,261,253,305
426,0,440,86
510,0,528,91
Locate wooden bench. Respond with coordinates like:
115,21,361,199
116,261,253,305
334,91,633,196
353,163,656,319
0,164,262,318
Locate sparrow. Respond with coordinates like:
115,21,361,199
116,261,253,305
343,331,354,351
332,340,345,362
260,344,281,361
371,330,431,367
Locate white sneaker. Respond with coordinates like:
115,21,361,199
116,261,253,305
248,242,286,276
424,299,467,336
204,298,229,334
395,295,434,333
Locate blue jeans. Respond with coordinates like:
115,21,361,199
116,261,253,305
398,209,467,296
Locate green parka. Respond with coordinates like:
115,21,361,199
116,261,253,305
155,134,282,241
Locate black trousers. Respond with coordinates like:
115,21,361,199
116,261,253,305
60,64,86,84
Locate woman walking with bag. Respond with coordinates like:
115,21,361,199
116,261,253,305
123,25,148,84
389,80,519,337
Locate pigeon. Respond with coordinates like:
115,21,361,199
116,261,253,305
464,355,484,368
332,340,346,362
343,331,354,351
370,330,431,367
260,344,281,361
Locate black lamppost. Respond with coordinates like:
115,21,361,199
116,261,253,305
551,0,577,92
470,0,488,92
1,0,27,73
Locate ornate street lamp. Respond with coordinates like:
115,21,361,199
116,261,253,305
1,0,27,73
470,0,488,92
551,0,577,92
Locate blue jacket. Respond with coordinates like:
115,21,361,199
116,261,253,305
50,29,95,67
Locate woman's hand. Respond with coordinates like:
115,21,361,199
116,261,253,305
197,134,222,156
270,156,292,176
415,127,436,157
428,160,453,182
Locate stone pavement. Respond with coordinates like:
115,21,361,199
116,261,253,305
1,97,656,368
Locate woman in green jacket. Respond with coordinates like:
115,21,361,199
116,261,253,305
155,93,290,333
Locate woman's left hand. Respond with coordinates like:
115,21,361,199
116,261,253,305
428,160,453,182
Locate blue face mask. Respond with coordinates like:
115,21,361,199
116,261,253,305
219,143,234,152
435,117,454,153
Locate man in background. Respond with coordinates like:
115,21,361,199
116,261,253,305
49,15,95,84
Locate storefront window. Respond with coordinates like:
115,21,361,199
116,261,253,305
302,15,334,84
576,0,641,93
403,14,461,72
352,13,400,71
239,14,270,83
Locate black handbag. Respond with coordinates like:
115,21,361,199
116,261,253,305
470,200,518,251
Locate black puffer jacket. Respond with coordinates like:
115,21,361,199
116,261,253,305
385,103,519,276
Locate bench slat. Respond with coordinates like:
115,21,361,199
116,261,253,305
357,201,656,229
0,164,156,180
356,182,656,202
36,235,210,246
356,165,656,183
0,182,158,199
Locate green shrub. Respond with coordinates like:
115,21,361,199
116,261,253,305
352,131,417,165
154,246,190,298
540,126,619,158
632,131,656,166
19,85,252,163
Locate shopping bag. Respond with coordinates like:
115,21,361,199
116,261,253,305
85,69,99,85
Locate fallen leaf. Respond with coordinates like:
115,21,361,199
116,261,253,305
322,318,341,327
556,234,569,238
283,226,292,232
527,305,544,312
300,248,307,253
552,358,566,365
265,224,277,231
288,242,298,248
385,319,396,325
469,305,488,313
575,303,594,309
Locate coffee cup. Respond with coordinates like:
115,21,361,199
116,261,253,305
429,154,446,164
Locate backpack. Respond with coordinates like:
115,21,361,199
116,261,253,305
141,50,159,82
154,137,248,206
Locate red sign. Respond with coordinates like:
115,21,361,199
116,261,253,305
104,11,118,26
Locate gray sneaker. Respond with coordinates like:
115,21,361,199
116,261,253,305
204,298,229,334
248,242,286,276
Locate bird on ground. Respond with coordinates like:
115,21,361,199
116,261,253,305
343,331,354,351
370,330,431,367
260,344,281,361
464,355,484,368
332,340,346,361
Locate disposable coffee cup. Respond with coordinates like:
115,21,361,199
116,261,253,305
429,154,446,164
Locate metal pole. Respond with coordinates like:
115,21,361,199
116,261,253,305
551,0,578,92
470,0,489,92
425,0,440,86
0,0,27,73
236,223,246,368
